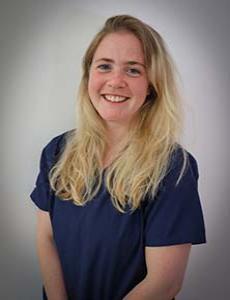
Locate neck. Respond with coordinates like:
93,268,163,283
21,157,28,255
105,121,130,147
102,122,130,169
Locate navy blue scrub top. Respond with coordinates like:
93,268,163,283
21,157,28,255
30,131,206,300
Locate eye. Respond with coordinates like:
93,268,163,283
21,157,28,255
126,68,141,76
96,64,112,72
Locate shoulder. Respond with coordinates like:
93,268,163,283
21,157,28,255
41,129,75,168
160,144,200,193
171,144,199,176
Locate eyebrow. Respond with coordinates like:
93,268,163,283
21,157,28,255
94,58,146,68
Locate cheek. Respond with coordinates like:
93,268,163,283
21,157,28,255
88,72,103,96
88,75,95,96
132,81,148,101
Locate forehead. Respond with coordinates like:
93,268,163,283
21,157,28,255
93,31,145,63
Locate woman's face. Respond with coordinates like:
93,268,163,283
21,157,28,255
88,31,149,127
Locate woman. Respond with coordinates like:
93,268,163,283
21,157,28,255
30,15,206,300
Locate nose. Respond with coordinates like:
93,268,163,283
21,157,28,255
106,70,127,89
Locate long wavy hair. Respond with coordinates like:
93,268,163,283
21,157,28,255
49,15,188,213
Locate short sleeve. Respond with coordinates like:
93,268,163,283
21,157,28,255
143,148,206,246
30,132,67,212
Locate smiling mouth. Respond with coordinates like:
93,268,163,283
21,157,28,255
102,94,130,103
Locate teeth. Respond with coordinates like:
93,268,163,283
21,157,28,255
103,94,127,102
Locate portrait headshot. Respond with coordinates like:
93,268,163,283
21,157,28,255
1,0,229,299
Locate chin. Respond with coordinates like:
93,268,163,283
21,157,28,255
100,115,126,123
99,112,122,121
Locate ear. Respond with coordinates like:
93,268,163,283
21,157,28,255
146,85,157,100
147,85,151,95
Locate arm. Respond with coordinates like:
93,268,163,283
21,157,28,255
36,209,68,300
123,243,191,300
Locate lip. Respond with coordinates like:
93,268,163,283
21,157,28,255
101,94,129,104
101,93,130,98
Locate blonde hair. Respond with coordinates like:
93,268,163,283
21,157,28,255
49,15,188,213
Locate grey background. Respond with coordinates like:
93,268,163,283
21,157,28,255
1,0,229,299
